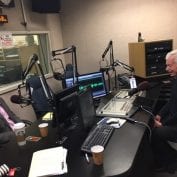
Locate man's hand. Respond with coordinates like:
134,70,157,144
154,115,162,127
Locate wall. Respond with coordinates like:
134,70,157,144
1,0,177,121
0,0,63,122
0,0,63,50
60,0,177,74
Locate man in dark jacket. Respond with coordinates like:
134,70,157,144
151,49,177,172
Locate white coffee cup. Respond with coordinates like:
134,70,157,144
91,145,104,165
13,122,26,146
38,123,48,137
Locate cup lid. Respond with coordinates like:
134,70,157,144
14,122,25,129
38,123,48,128
91,145,104,153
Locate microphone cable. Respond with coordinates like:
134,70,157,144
131,118,152,143
134,105,157,143
140,105,155,118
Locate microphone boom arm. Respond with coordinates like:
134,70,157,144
22,54,38,80
114,59,135,73
51,45,79,84
102,40,113,59
21,54,53,106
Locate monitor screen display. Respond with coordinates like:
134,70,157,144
65,72,107,99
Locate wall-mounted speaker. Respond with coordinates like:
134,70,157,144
31,0,60,13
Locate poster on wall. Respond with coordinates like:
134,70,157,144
0,0,15,7
0,32,13,48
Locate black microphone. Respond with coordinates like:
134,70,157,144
10,95,31,105
128,81,149,96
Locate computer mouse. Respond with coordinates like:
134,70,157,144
106,118,119,124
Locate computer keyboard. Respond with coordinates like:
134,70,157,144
81,124,114,153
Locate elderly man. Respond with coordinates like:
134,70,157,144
151,49,177,173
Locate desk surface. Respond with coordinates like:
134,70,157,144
0,110,152,177
0,85,161,177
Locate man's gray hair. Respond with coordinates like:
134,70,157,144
166,49,177,63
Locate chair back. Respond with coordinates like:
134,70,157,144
26,75,53,119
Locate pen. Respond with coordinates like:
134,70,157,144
61,161,64,170
85,153,90,163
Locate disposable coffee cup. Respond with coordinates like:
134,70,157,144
38,123,48,137
13,122,26,146
91,145,104,165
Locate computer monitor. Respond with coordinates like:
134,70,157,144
78,88,96,132
52,85,80,128
65,71,107,99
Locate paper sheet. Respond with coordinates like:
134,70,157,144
28,147,68,177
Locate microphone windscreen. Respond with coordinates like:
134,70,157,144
10,95,21,104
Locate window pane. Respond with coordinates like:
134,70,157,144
0,33,50,90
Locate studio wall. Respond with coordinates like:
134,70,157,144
60,0,177,74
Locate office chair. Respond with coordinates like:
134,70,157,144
65,63,74,78
26,75,53,119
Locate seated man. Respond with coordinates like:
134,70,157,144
151,49,177,172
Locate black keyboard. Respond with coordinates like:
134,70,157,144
81,124,114,153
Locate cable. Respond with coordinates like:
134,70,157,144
133,119,152,142
121,116,152,142
140,105,155,119
137,105,157,142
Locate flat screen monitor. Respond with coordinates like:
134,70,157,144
52,85,80,128
78,88,96,132
65,72,107,99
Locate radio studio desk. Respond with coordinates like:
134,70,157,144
0,89,158,177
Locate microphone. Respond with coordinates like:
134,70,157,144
10,95,31,105
128,81,149,96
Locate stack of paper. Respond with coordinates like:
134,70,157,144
28,147,68,177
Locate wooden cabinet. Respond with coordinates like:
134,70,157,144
128,39,173,78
